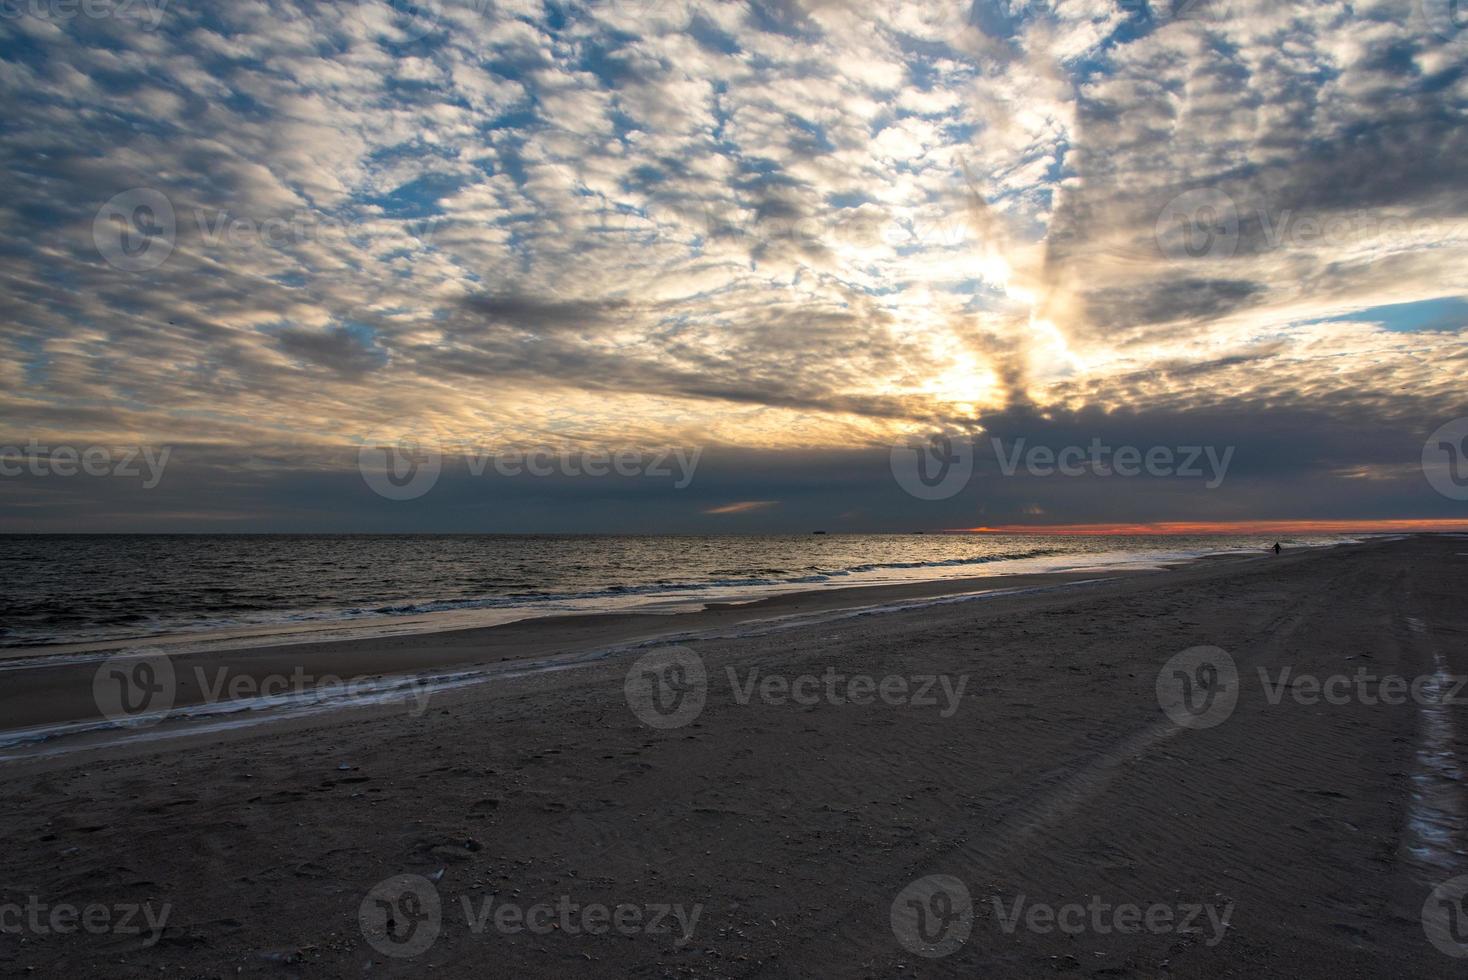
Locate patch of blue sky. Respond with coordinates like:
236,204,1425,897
1316,297,1468,333
360,172,472,219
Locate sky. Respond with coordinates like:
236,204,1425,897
1,0,1466,532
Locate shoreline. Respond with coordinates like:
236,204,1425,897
0,541,1353,767
0,535,1347,659
0,569,1140,758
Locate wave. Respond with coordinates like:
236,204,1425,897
356,548,1068,617
6,534,1360,650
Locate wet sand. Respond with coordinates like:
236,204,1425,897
0,569,1139,736
2,535,1465,977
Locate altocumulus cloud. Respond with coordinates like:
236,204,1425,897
0,0,1464,529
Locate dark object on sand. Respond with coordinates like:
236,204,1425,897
1273,542,1282,555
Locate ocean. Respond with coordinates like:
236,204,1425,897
0,532,1360,649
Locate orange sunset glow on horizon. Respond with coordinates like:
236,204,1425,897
963,520,1468,536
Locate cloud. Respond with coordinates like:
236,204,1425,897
458,293,633,333
0,0,1463,528
704,500,781,514
275,325,389,375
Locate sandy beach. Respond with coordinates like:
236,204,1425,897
2,535,1466,977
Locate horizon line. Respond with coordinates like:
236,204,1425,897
961,519,1468,535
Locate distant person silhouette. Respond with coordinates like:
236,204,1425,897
1272,542,1282,555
